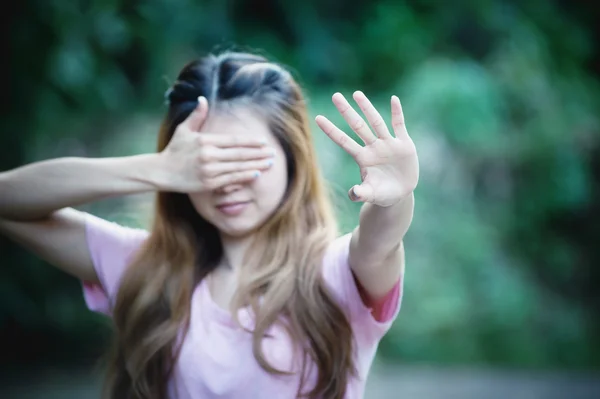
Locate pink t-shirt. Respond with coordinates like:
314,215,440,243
82,214,403,399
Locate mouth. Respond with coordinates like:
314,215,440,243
215,201,251,216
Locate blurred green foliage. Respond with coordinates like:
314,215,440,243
2,0,599,370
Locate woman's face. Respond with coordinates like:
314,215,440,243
189,107,288,239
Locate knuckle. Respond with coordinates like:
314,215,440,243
197,149,212,163
352,119,365,130
198,164,212,178
233,149,246,160
235,171,248,180
372,118,384,127
204,181,215,190
232,171,243,179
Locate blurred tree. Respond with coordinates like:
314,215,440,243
1,0,599,370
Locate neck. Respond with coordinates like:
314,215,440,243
219,233,255,271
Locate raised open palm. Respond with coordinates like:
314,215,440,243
315,91,419,207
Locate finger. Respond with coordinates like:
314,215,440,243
207,170,261,190
391,95,408,139
204,146,276,162
315,115,362,158
182,96,209,131
353,91,392,139
198,133,268,148
348,184,372,202
202,158,274,178
220,184,244,194
332,93,377,145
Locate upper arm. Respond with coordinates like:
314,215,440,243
348,226,405,300
0,208,98,282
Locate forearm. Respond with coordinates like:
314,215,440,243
0,154,164,221
354,192,414,264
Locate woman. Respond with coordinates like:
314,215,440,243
0,51,418,399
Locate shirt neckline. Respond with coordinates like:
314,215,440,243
200,279,249,328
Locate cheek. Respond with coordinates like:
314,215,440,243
188,193,213,219
255,157,288,205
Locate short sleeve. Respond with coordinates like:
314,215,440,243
82,213,149,315
321,233,404,343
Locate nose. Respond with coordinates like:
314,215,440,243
214,184,244,195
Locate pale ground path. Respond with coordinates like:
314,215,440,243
3,364,600,398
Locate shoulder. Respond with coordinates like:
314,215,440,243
84,213,149,260
82,213,149,314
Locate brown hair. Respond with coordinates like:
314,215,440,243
103,51,356,399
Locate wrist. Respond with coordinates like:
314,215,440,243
127,153,169,192
393,191,415,207
370,191,415,209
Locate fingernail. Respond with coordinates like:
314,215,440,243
266,159,274,167
195,97,203,111
254,171,261,178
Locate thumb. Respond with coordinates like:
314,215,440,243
182,96,209,131
348,183,373,202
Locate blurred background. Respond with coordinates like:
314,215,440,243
1,0,600,398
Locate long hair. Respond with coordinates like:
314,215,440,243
103,51,356,399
